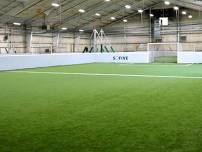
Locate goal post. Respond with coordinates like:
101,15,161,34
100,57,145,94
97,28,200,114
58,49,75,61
30,31,54,54
147,43,182,63
29,31,67,54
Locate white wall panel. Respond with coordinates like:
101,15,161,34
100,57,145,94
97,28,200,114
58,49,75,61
0,52,150,71
0,53,94,71
94,52,149,63
178,52,202,63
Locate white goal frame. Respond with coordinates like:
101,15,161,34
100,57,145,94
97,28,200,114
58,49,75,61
30,31,54,54
147,42,182,63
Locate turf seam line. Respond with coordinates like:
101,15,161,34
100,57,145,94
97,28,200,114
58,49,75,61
8,71,202,79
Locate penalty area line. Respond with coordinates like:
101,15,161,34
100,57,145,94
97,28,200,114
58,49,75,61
7,71,202,79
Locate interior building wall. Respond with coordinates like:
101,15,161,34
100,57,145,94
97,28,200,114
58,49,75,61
1,9,202,54
104,11,202,52
0,26,91,54
27,32,90,54
0,27,26,54
103,16,150,52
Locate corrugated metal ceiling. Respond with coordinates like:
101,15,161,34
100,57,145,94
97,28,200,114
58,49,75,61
0,0,200,30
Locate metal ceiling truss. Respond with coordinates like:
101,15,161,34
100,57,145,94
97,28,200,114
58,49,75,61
0,0,201,31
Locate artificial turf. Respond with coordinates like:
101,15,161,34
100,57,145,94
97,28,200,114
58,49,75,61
1,63,202,152
154,56,177,63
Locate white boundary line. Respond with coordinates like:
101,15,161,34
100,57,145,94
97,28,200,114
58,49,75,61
184,64,193,67
8,71,202,79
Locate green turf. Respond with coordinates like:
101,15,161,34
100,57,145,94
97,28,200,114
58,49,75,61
154,56,177,63
1,63,202,152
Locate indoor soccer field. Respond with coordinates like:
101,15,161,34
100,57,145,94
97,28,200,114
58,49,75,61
1,0,202,151
1,63,202,152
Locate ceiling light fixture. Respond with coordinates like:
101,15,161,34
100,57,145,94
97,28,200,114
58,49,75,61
188,15,193,19
123,19,128,23
95,13,101,17
61,27,67,30
164,1,170,5
78,9,85,13
110,17,116,20
182,11,187,15
138,9,144,13
13,22,21,26
51,0,60,7
173,6,179,11
150,14,154,17
125,5,131,9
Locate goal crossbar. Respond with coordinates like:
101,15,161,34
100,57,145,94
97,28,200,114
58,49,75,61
147,43,182,63
147,43,182,52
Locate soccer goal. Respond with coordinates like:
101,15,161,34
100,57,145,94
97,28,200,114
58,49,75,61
147,43,181,63
30,31,53,54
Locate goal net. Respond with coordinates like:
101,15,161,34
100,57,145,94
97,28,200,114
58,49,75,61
30,31,69,54
148,43,181,63
30,31,53,54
